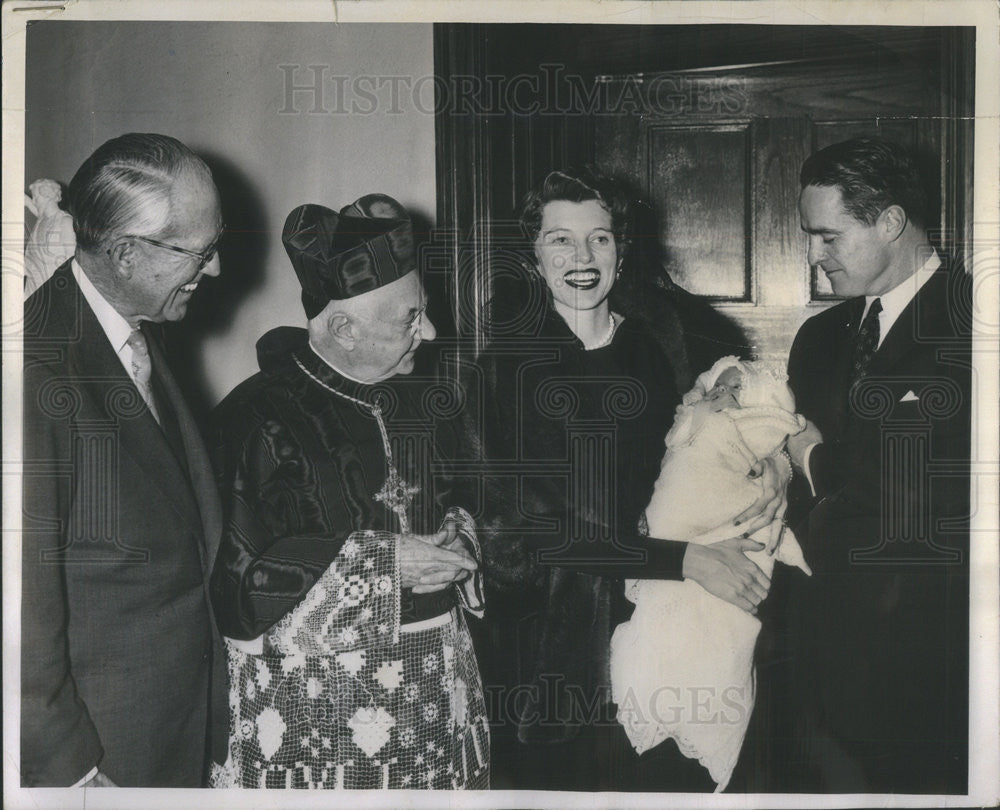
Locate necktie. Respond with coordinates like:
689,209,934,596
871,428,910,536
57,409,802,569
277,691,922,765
850,297,882,386
126,327,161,424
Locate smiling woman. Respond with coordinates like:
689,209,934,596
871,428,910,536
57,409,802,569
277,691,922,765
533,198,621,332
455,167,781,792
521,169,630,346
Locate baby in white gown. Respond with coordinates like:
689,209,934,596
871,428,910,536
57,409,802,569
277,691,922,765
610,356,811,791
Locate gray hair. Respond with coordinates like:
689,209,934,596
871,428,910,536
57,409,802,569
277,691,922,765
67,133,213,252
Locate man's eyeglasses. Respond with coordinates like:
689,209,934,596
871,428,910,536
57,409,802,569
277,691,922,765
113,225,226,271
354,304,427,336
405,306,427,336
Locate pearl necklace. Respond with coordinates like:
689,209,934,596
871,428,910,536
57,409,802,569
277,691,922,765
584,312,618,351
293,355,418,533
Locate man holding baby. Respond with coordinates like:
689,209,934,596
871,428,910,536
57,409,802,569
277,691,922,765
469,145,970,795
784,138,971,793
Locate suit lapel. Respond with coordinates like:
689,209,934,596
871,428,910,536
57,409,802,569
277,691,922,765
866,268,950,379
147,332,228,762
146,328,222,568
867,299,916,378
54,267,204,538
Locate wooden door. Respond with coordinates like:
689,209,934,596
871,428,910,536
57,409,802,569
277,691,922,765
434,25,974,362
593,55,964,361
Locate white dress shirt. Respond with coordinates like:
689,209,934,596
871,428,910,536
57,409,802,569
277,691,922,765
860,249,941,348
72,259,141,384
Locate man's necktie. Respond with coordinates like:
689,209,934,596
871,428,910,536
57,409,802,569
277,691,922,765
126,327,161,424
850,297,882,387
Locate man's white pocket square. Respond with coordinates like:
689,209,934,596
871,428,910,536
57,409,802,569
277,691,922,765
900,390,919,402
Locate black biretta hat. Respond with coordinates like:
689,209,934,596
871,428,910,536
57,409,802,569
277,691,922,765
282,194,416,317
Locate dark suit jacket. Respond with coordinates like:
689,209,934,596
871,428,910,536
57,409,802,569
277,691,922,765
786,264,971,793
21,262,227,786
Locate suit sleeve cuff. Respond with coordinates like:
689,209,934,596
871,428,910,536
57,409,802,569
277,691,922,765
73,766,99,787
802,442,819,497
635,537,688,580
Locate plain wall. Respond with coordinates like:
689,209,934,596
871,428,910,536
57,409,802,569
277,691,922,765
25,21,436,409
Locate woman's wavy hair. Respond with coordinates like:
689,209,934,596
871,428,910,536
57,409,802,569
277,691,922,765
518,167,631,250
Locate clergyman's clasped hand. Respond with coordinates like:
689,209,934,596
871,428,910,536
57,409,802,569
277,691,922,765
400,522,478,594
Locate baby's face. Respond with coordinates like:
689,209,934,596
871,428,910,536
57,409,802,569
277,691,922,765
705,366,743,411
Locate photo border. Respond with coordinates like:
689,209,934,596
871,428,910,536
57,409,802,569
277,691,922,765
3,2,997,808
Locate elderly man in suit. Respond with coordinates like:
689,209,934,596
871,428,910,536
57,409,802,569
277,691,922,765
22,133,228,787
784,138,971,793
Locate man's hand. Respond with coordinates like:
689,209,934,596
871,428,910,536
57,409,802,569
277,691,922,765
682,535,771,614
731,455,786,535
400,524,477,593
437,518,469,555
786,418,823,472
82,771,116,788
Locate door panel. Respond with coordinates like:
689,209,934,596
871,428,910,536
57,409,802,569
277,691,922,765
593,61,950,362
646,124,751,300
434,25,974,366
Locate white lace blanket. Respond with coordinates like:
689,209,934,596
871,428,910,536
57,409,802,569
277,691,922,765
610,405,809,791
